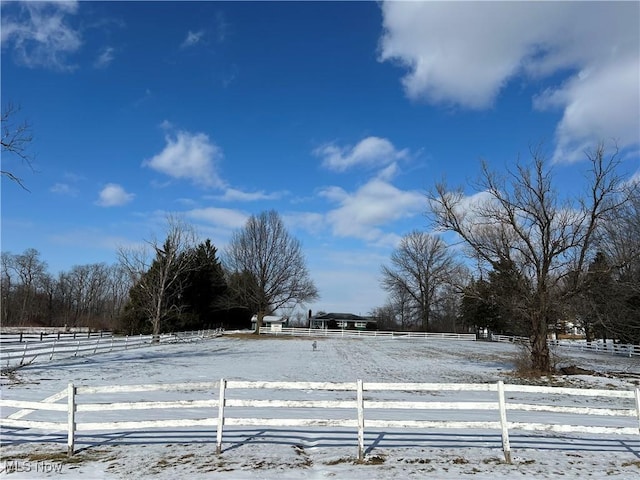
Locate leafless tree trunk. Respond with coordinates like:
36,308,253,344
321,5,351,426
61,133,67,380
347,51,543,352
224,210,319,333
428,143,630,373
118,215,198,341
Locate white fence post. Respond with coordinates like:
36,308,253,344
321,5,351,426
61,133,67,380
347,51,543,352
357,379,364,462
74,341,80,357
67,383,76,457
497,381,512,464
216,378,226,454
93,338,100,354
635,388,640,434
49,340,57,361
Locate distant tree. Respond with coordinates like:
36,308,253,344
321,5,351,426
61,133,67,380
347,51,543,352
428,143,631,373
118,215,198,340
224,210,319,333
8,248,47,325
1,103,34,190
369,304,397,330
381,231,460,332
179,239,228,330
592,185,640,344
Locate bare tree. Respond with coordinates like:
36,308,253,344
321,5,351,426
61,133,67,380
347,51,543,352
224,210,319,333
118,215,198,341
428,143,630,373
381,231,459,332
1,103,34,190
11,248,48,325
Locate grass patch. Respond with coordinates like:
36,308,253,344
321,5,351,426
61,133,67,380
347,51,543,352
5,448,113,465
324,456,353,466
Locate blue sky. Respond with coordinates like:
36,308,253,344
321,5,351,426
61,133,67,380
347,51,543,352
2,1,639,316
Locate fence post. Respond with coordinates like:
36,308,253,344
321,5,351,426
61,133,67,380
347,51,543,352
110,337,114,352
93,338,100,355
497,381,512,464
635,388,640,434
74,341,80,357
216,378,227,454
356,379,365,463
50,340,57,361
20,342,28,365
67,383,76,457
125,336,128,350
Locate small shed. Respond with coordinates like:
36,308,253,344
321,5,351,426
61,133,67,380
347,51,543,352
251,315,287,332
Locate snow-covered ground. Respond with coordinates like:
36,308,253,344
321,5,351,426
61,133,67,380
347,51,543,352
1,334,639,479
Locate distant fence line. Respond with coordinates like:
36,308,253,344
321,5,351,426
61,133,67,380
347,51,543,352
0,330,111,344
259,327,477,341
490,334,640,357
0,330,223,369
0,379,638,463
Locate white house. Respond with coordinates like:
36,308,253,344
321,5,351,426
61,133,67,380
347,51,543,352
250,315,287,332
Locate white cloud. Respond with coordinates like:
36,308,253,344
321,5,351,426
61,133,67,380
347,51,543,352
320,178,423,244
217,187,287,202
143,130,225,188
282,212,327,236
96,183,135,207
50,183,77,196
378,1,640,160
315,136,409,172
1,1,81,71
94,46,115,69
185,207,248,230
181,30,204,48
534,56,640,163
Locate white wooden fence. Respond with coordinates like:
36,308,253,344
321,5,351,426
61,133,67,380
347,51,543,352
490,334,640,357
1,379,637,463
260,327,477,341
0,330,222,369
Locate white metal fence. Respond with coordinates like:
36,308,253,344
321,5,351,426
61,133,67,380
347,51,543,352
0,330,222,369
259,327,477,341
1,379,637,463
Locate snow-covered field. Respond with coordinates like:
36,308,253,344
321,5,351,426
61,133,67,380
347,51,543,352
1,334,639,479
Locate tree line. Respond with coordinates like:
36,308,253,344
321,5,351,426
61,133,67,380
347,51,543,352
373,143,640,373
2,211,318,339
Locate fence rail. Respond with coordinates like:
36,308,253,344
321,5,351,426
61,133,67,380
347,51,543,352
0,330,222,369
1,379,637,463
260,327,477,341
489,334,640,357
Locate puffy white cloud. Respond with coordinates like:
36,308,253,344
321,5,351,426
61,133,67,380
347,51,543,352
534,56,640,163
96,183,134,207
1,1,81,70
143,130,225,188
315,136,409,172
378,1,639,160
320,178,423,244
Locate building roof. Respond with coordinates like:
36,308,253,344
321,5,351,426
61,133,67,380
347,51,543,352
313,313,372,321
